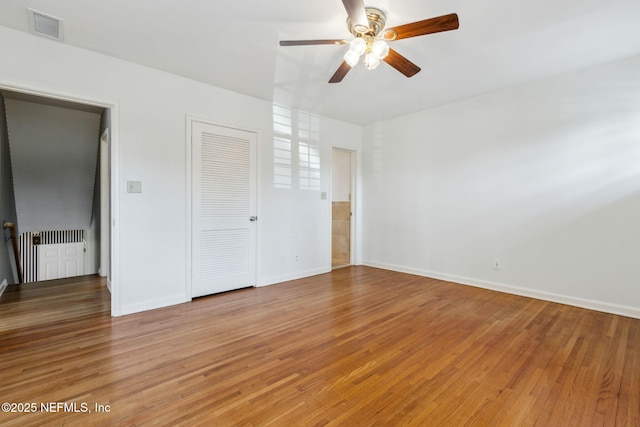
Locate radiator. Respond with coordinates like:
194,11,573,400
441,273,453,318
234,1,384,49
19,230,85,283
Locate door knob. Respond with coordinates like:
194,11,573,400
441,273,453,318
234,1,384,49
249,216,258,222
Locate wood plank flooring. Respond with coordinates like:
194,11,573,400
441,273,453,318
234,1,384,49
0,267,638,426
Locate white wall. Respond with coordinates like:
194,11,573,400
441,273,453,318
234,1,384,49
4,97,100,232
259,114,362,284
0,26,361,314
332,148,352,202
362,54,640,318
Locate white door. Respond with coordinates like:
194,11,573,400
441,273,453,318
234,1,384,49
191,121,257,297
38,242,85,281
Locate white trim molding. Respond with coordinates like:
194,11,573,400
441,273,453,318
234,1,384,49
120,294,190,316
258,267,331,288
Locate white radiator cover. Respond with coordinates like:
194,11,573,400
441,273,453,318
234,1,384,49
19,230,86,283
38,242,85,281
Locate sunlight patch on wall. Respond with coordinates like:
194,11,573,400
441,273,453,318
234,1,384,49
272,104,321,191
273,105,292,189
299,142,320,191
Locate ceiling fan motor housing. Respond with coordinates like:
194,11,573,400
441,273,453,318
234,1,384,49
348,7,387,37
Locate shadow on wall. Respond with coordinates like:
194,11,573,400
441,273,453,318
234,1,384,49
0,93,19,284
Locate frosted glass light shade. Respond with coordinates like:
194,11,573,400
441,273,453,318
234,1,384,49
364,53,380,70
372,40,389,59
349,37,366,56
344,49,360,67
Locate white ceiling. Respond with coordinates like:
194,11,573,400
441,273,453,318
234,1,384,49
1,0,639,125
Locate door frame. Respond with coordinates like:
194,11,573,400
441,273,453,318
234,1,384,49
330,147,359,267
99,128,110,283
0,78,121,316
185,115,260,300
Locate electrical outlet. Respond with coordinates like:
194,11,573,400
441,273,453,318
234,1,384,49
295,255,299,262
493,258,501,270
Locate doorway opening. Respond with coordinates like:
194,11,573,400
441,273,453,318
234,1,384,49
331,148,354,270
0,85,115,314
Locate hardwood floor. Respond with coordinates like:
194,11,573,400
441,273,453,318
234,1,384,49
331,260,350,270
0,267,638,426
0,275,110,332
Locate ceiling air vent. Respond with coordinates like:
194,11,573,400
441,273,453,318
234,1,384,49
27,9,64,41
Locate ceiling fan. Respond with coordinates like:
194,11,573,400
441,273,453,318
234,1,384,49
279,0,459,83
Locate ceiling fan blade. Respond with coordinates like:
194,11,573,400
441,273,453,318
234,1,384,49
329,61,352,83
342,0,369,32
280,39,346,46
383,49,421,78
384,13,459,41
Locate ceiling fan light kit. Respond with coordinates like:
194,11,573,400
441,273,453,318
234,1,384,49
279,0,459,83
344,35,389,69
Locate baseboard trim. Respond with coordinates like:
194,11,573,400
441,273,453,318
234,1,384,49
363,261,640,320
120,295,189,316
0,279,7,298
258,267,331,288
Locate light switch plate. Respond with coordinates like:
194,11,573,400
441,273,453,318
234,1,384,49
127,180,142,193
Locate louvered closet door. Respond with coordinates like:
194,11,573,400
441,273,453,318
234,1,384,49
192,121,257,297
